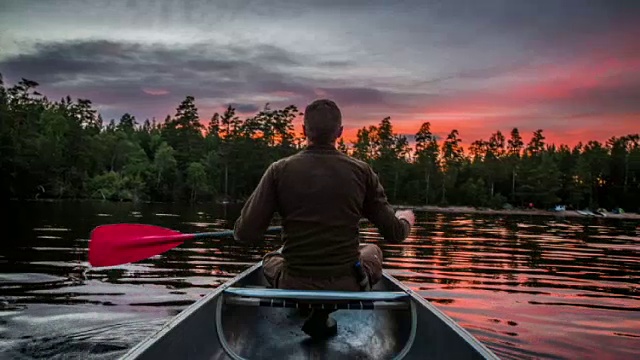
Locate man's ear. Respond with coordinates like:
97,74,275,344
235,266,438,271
336,126,343,138
302,125,307,138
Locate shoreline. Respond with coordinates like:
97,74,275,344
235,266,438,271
396,205,640,219
11,198,640,220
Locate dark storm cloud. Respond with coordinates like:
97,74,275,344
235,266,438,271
0,40,309,119
0,39,412,120
0,40,304,83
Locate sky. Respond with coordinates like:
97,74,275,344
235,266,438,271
1,0,639,147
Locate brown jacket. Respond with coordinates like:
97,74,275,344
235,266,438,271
233,144,410,277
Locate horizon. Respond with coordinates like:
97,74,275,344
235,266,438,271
1,0,639,148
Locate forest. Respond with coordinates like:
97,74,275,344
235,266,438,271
1,75,639,212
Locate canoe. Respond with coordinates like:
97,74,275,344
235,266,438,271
120,262,499,359
577,210,596,216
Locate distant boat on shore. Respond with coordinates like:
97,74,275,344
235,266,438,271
554,205,566,212
577,209,596,216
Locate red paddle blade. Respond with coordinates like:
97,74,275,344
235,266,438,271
88,224,193,267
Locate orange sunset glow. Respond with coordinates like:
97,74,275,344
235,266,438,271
194,23,640,150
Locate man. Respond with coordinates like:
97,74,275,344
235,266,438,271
233,99,415,338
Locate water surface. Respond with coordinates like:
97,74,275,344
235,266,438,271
1,201,639,359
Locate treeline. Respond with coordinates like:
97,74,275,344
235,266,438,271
1,75,639,211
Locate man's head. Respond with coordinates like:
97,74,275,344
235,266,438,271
303,99,343,145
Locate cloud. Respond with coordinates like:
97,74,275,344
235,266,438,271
229,103,260,114
142,88,170,96
317,87,387,106
0,40,307,119
0,0,638,147
0,39,420,122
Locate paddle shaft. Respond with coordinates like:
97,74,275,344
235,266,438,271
187,219,369,242
190,219,368,242
191,226,283,240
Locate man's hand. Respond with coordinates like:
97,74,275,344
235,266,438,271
395,209,415,227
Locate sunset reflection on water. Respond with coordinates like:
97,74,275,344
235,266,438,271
1,201,639,359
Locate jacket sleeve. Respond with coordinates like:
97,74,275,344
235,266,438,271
362,165,410,243
233,163,278,244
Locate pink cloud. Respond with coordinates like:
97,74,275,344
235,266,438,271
142,88,170,96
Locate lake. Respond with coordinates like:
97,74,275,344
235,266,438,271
1,201,638,359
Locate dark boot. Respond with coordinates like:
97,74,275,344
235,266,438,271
301,309,337,339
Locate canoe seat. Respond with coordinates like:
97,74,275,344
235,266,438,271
223,287,410,310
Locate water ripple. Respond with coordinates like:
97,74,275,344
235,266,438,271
2,202,639,359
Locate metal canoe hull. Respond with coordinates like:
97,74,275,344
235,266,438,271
120,263,499,360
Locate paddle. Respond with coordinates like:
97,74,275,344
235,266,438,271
88,223,282,267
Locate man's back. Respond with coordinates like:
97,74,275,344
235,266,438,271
274,144,370,276
234,143,410,277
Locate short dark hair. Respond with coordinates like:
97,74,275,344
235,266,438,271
304,99,342,144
